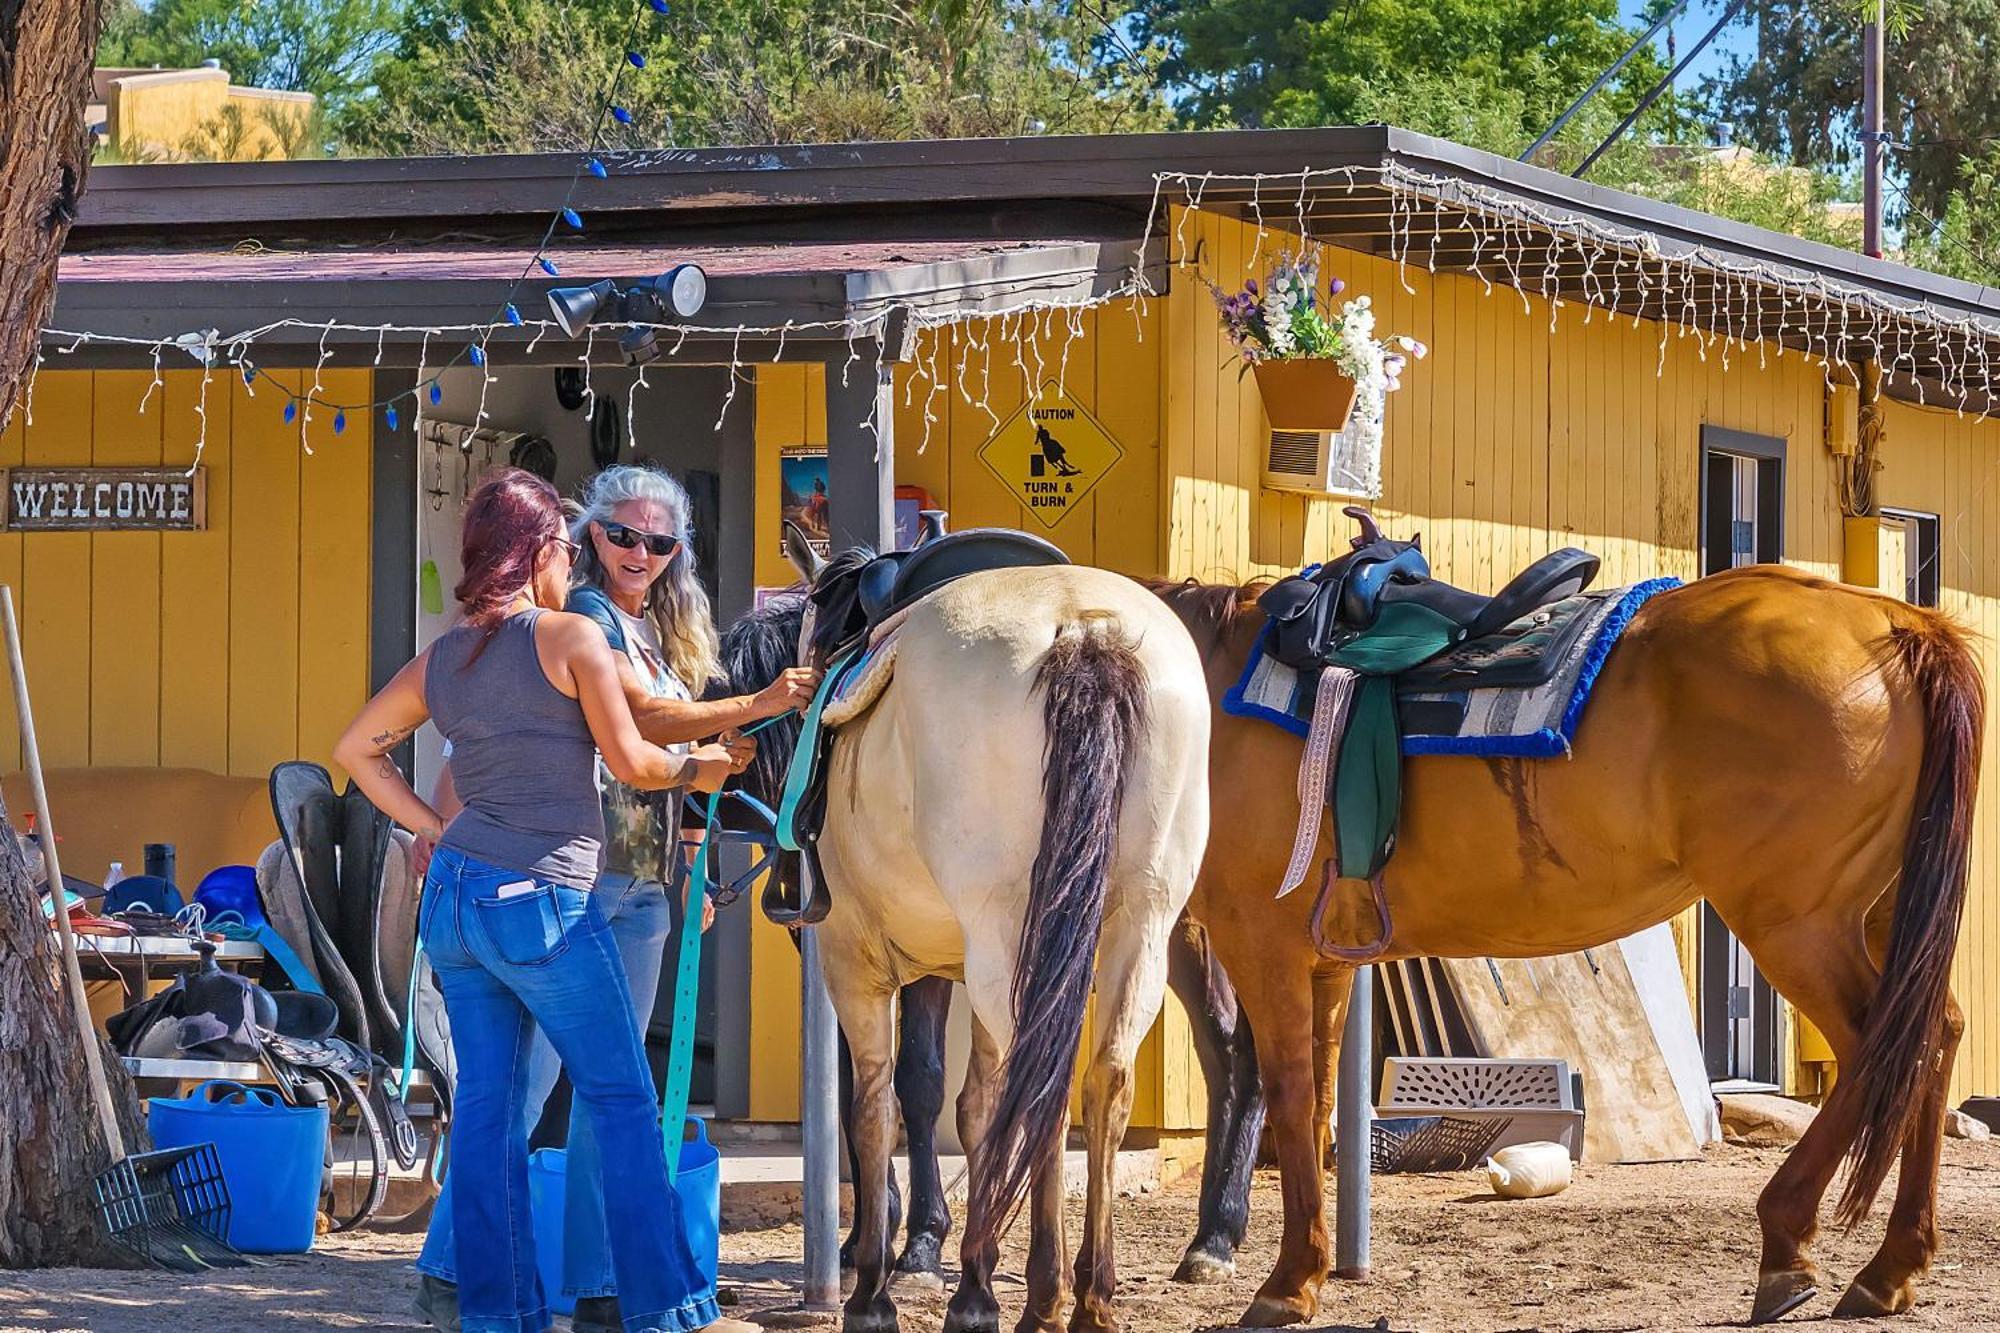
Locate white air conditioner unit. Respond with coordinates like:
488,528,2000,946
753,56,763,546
1261,421,1382,498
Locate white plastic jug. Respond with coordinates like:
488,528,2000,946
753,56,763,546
1486,1141,1573,1199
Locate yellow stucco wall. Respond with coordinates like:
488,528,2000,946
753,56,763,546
0,369,374,784
107,69,316,163
752,206,2000,1122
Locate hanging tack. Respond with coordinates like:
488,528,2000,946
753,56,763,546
283,399,297,423
386,404,400,431
540,257,561,277
505,304,525,325
588,158,609,179
470,344,488,368
334,410,347,435
562,208,584,231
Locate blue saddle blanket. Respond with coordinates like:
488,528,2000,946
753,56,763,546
1224,577,1679,758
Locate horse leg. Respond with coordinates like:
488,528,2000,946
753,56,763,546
831,984,902,1333
1168,922,1265,1286
1233,949,1333,1328
1070,918,1169,1333
842,1023,905,1276
943,1017,1004,1333
1834,987,1965,1318
1310,963,1347,1172
893,976,953,1286
1017,1107,1072,1333
1732,923,1876,1324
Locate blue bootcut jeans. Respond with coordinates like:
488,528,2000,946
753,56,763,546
413,847,714,1333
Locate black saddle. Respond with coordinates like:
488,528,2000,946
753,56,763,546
1259,507,1600,673
810,525,1071,661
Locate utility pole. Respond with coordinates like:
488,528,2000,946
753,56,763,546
1862,0,1885,259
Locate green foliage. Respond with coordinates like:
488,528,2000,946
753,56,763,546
98,0,406,111
1136,0,1664,141
1903,147,2000,285
343,0,1168,156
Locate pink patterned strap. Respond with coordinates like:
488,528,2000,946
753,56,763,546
1277,667,1358,899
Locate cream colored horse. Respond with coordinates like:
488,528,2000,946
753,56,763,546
734,543,1211,1333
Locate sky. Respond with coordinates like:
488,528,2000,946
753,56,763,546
1617,0,1756,94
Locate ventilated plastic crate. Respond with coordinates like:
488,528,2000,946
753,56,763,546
1376,1057,1585,1160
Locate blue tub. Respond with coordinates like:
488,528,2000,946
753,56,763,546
147,1081,327,1254
528,1117,721,1313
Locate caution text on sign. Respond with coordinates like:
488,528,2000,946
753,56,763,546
976,382,1125,528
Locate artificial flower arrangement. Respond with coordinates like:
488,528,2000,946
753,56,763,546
1210,251,1427,433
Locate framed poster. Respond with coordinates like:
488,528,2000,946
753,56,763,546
779,447,831,556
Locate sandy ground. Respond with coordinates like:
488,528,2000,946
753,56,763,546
4,1140,2000,1332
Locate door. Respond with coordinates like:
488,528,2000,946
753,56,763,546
1697,426,1786,1086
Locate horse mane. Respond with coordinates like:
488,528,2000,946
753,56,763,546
1137,575,1272,662
712,591,809,804
805,544,877,665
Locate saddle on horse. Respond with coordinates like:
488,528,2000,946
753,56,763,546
1257,509,1600,940
766,524,1071,926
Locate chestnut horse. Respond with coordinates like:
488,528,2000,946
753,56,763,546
1152,561,1982,1327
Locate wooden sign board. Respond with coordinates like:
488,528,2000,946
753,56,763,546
2,468,207,532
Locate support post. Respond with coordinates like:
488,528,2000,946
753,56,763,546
799,906,842,1310
1334,963,1373,1279
798,339,898,1308
1862,0,1886,260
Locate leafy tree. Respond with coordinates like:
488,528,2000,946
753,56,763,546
343,0,1167,156
1135,0,1663,141
98,0,406,112
1705,0,2000,221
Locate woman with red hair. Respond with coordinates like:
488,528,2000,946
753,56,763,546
335,469,754,1333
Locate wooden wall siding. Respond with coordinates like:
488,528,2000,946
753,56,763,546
0,369,373,783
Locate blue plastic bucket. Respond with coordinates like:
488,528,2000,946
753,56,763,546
528,1117,721,1312
147,1081,327,1254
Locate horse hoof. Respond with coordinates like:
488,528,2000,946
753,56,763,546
1832,1277,1913,1319
1171,1249,1236,1285
943,1298,1001,1333
842,1301,901,1333
1750,1269,1819,1324
890,1269,946,1296
1239,1294,1313,1328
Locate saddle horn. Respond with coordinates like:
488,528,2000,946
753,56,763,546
916,509,950,546
1343,505,1385,548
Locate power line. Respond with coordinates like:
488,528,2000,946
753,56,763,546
1886,175,2000,287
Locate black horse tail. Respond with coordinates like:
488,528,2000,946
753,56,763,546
1836,611,1983,1227
960,618,1148,1267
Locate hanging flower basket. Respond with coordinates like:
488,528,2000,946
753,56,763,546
1252,357,1360,432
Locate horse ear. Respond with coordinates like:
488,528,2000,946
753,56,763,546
782,519,826,583
1410,532,1423,551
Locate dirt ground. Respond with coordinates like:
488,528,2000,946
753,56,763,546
4,1140,1999,1333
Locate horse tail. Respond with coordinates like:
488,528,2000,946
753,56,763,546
961,617,1148,1266
1836,609,1984,1228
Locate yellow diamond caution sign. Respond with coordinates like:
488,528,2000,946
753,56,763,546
977,381,1125,528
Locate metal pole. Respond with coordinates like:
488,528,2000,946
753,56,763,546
799,909,842,1309
1334,964,1373,1279
1572,0,1745,180
1862,0,1886,259
1520,0,1697,163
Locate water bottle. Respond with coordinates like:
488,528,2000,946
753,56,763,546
103,860,126,892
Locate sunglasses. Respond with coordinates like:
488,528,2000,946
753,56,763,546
601,521,682,558
549,536,582,561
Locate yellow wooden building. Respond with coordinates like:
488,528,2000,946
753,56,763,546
37,127,2000,1142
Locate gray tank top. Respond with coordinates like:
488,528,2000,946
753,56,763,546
425,610,604,889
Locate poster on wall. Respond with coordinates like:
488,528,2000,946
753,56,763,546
779,447,831,556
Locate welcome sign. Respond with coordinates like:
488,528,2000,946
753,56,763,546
3,468,207,531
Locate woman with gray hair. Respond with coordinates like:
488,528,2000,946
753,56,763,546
415,463,814,1333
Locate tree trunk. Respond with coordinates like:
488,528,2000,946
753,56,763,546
0,788,147,1267
0,0,101,431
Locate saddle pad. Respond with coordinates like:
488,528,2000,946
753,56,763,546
823,627,900,728
1225,578,1679,758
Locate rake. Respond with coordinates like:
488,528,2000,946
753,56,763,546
2,588,250,1270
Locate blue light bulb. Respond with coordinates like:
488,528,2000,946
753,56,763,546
334,410,347,435
386,404,400,431
627,51,646,68
429,382,443,405
505,304,524,325
612,106,633,125
540,257,560,277
588,158,608,179
470,344,487,368
562,208,583,230
649,0,668,12
283,400,297,423
241,366,255,386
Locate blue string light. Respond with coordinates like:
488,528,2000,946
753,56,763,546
505,303,524,325
612,106,633,125
588,158,609,179
283,400,297,424
386,404,400,431
333,410,347,434
469,345,488,368
241,366,255,386
539,257,561,277
650,0,668,12
626,51,646,68
430,382,443,405
562,208,584,231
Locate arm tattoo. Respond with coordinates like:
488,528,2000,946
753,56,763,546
369,722,418,750
374,755,404,782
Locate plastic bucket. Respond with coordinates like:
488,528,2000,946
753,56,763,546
147,1081,327,1253
528,1118,722,1312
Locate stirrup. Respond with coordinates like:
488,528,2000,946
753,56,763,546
760,864,831,928
1309,863,1393,963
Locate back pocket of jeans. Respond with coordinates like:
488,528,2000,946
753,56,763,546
472,886,571,967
